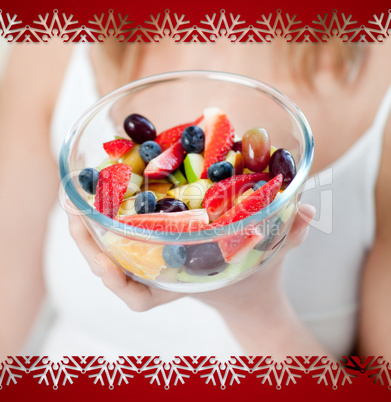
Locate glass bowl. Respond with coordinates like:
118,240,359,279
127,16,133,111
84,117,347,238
59,70,313,293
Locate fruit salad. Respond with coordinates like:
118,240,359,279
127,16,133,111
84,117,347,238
78,107,297,283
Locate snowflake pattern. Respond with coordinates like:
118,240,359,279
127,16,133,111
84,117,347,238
0,9,389,43
140,356,194,389
82,356,139,388
27,357,85,389
195,356,250,389
251,356,307,389
22,9,87,42
131,10,193,42
87,9,134,42
307,10,361,42
310,356,357,389
0,357,28,389
252,10,305,42
0,10,25,42
342,356,391,389
191,10,248,43
1,356,391,390
364,10,391,42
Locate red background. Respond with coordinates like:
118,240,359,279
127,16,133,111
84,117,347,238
1,0,390,400
1,0,390,27
1,364,391,401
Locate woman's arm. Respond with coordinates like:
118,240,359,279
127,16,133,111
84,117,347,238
0,43,72,358
196,204,332,361
358,114,391,361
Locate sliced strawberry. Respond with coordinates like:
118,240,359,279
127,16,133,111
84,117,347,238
207,174,282,263
117,209,209,232
203,172,270,222
207,174,283,228
103,139,135,161
218,226,264,263
156,115,204,151
201,108,235,179
94,163,132,219
143,140,186,179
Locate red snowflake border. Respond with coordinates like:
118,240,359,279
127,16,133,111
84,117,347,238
0,9,390,43
0,356,390,390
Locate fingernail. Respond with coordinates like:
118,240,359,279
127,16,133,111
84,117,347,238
307,205,316,216
299,204,316,222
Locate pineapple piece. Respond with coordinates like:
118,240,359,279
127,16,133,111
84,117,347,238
119,197,137,216
226,150,244,175
141,182,172,195
121,145,146,175
168,179,213,209
124,173,144,198
263,146,277,173
243,168,255,174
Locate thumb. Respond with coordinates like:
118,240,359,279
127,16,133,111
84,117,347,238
286,204,316,247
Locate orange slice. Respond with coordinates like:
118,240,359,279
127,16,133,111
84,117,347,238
103,232,166,280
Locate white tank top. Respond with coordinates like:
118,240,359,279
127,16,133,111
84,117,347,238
36,44,391,360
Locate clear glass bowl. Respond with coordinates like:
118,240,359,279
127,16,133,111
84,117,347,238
59,70,314,293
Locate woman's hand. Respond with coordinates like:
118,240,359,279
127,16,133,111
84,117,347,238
65,200,185,311
65,200,314,313
195,203,315,311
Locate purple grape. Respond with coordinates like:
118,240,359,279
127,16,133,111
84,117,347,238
232,141,242,153
155,198,189,213
183,243,228,276
123,114,156,144
269,148,296,187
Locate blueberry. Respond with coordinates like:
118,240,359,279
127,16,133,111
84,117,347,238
134,191,156,214
79,168,100,195
162,245,187,268
181,126,205,153
253,180,268,191
139,141,161,163
207,161,234,182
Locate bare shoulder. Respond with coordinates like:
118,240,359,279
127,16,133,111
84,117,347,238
0,42,74,175
1,42,73,118
365,38,391,85
359,39,391,227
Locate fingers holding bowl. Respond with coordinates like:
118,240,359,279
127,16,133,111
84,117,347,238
65,200,106,277
286,203,316,247
64,200,184,311
95,252,185,311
